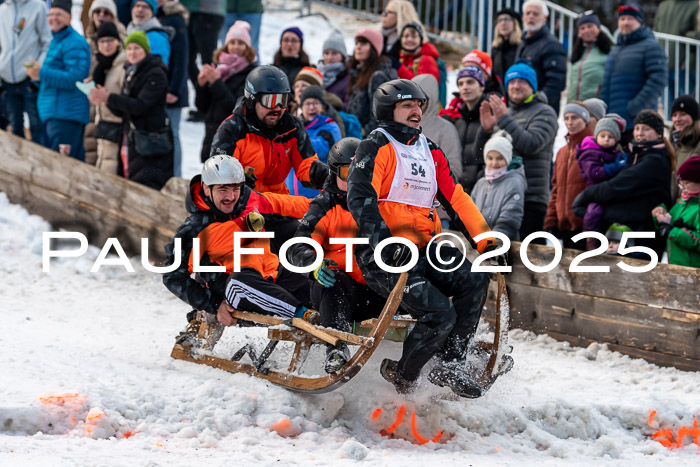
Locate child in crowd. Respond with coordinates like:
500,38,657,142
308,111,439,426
652,155,700,267
575,114,628,248
470,131,527,241
604,223,632,255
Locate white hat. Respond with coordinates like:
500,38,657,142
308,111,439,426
483,131,513,165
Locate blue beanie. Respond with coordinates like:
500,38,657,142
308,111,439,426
131,0,157,14
618,3,644,25
504,62,537,91
281,27,304,47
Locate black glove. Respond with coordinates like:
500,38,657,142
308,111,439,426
245,171,257,189
659,223,671,238
483,238,508,268
572,191,588,218
380,243,413,267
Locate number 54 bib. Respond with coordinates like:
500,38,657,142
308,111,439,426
376,128,438,209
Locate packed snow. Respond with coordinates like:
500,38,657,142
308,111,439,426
2,1,699,465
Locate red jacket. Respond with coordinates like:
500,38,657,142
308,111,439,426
397,43,440,86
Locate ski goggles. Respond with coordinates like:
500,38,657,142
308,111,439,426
333,164,350,181
258,93,289,109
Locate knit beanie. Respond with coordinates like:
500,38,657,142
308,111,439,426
483,131,513,165
131,0,156,14
323,30,347,58
400,22,425,48
595,116,625,141
300,85,326,106
618,3,644,25
355,28,384,56
124,30,150,54
89,0,117,18
51,0,72,14
605,223,632,243
461,50,492,78
294,66,323,87
504,61,537,91
634,110,665,137
677,155,700,183
576,12,600,29
671,94,700,121
225,21,252,48
495,8,522,28
96,21,120,41
563,102,590,124
583,98,607,121
456,65,485,86
281,27,304,46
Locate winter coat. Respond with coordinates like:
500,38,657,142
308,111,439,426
196,62,255,161
345,58,398,136
496,92,558,207
574,140,673,234
37,26,91,124
653,0,699,70
286,113,342,199
210,100,328,193
289,178,366,284
318,61,350,106
442,93,490,192
471,166,527,241
126,17,174,66
180,0,226,16
492,39,519,85
94,50,126,173
226,0,263,14
656,196,700,267
347,121,491,268
576,136,624,186
158,0,189,109
568,43,608,101
412,75,461,180
397,42,440,85
0,0,52,84
106,53,172,189
544,127,593,232
163,177,307,316
276,55,307,85
515,27,567,115
601,26,667,129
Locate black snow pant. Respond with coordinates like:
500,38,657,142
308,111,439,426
360,244,490,381
310,271,386,333
224,266,312,319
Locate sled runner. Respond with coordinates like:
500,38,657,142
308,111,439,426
171,272,511,396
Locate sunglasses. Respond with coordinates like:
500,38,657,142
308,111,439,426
258,93,289,109
94,8,113,15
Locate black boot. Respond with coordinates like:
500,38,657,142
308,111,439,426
427,361,484,398
324,344,350,374
380,359,419,395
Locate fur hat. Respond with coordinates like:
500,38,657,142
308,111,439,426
294,66,323,87
225,21,252,48
131,0,156,14
456,65,485,87
677,155,700,183
89,0,117,18
483,131,513,165
634,110,665,137
323,30,347,58
281,27,304,46
563,102,590,124
504,61,537,91
671,94,700,121
355,28,384,56
124,30,150,54
595,115,625,141
584,98,607,122
52,0,72,14
461,50,492,78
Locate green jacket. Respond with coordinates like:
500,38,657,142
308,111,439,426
226,0,263,14
657,196,700,267
180,0,226,16
568,43,607,101
654,0,699,70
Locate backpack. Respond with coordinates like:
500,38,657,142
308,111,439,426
437,57,447,109
338,111,362,139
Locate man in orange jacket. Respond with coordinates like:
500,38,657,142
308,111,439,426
347,79,504,398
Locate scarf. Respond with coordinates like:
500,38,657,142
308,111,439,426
680,190,699,201
216,52,250,81
126,17,165,35
318,61,345,87
485,166,507,181
93,50,119,86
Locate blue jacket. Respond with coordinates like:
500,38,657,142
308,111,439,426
38,26,90,124
601,26,667,129
286,114,341,198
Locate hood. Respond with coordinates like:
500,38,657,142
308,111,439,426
306,114,336,130
419,42,440,59
127,17,176,42
412,74,439,117
618,25,654,46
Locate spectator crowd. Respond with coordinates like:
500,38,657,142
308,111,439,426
0,0,699,268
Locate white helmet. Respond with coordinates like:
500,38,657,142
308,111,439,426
201,155,245,186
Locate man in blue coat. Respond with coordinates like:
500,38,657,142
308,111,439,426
601,3,667,145
127,0,173,66
27,0,90,160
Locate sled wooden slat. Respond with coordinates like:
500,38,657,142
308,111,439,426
291,318,340,347
360,317,417,329
231,310,285,326
320,329,373,348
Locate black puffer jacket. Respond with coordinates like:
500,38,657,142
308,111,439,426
276,55,307,84
492,39,519,85
196,62,256,161
515,27,567,115
345,58,398,136
107,53,173,189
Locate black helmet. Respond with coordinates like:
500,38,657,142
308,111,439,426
244,65,291,105
328,137,361,177
372,79,427,122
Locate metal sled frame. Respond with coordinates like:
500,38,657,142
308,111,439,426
171,272,408,393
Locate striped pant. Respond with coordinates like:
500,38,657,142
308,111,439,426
224,267,306,319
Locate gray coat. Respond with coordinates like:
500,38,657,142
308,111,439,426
471,167,527,241
496,92,557,206
412,74,462,180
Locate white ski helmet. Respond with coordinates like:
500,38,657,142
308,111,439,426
201,155,245,186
